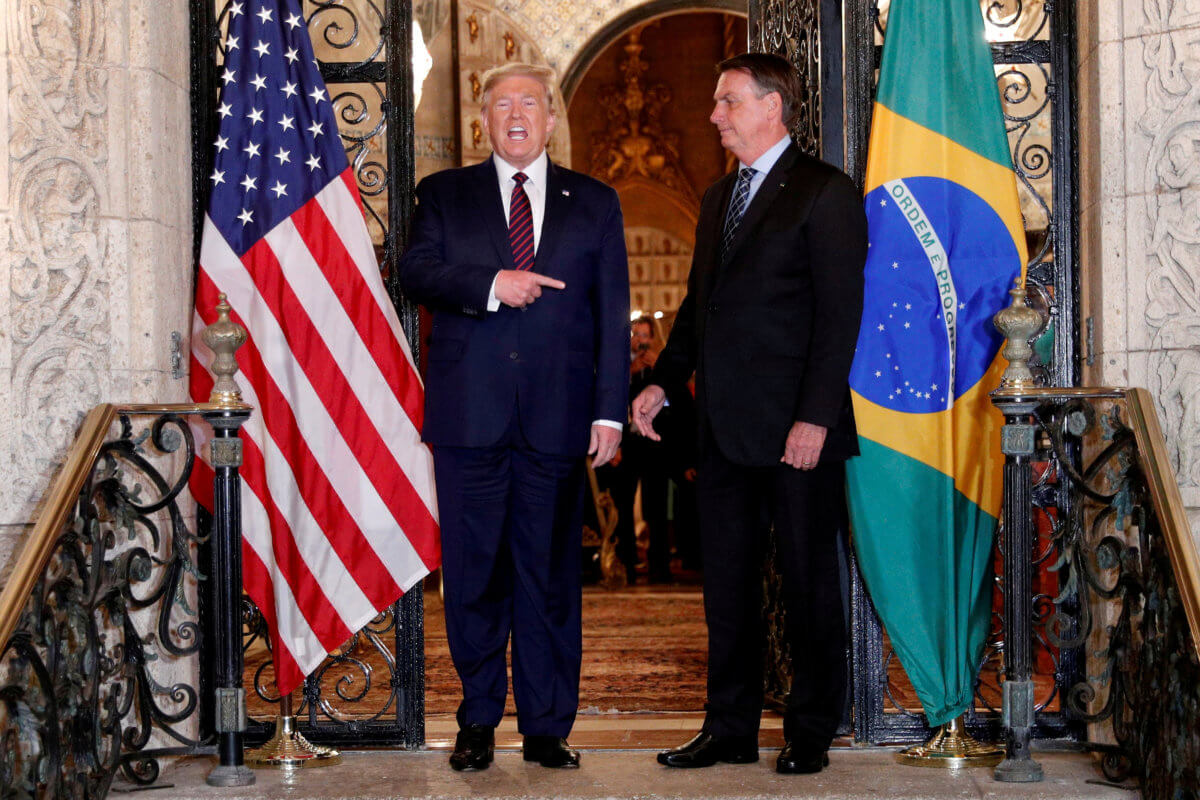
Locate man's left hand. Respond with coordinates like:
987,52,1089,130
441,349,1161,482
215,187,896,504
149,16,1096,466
782,422,827,470
589,424,622,468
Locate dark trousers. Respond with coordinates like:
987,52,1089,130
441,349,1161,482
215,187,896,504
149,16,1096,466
697,439,848,750
433,422,584,738
611,434,671,578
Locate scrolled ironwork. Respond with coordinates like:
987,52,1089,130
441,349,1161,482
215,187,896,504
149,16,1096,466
752,0,821,156
307,0,386,66
0,410,217,798
1002,391,1200,795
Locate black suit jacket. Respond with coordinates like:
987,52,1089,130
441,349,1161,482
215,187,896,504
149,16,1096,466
653,144,867,467
398,156,630,457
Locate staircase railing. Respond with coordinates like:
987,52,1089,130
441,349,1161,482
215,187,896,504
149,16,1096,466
993,293,1200,796
0,298,254,797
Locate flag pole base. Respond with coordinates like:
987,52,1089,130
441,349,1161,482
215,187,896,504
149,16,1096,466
245,714,342,769
895,715,1003,768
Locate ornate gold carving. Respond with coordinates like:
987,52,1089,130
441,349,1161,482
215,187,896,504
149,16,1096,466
503,31,516,60
471,119,483,148
468,71,481,102
588,28,697,206
202,294,249,408
465,12,479,42
993,279,1046,391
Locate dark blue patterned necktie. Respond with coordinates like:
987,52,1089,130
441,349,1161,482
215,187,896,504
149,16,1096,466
508,172,535,271
721,167,756,263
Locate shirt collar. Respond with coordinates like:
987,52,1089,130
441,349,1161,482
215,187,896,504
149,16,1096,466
742,135,792,176
493,151,549,188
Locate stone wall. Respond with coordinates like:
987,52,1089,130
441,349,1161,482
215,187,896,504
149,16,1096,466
1078,0,1200,536
0,1,193,578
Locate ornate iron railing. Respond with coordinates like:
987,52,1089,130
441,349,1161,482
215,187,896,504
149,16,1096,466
0,400,253,797
993,384,1200,793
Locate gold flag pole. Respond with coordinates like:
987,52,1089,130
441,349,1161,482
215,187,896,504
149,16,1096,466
245,692,342,769
895,713,1002,768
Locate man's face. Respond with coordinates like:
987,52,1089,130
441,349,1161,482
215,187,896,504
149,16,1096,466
481,75,556,170
631,321,653,353
709,69,779,163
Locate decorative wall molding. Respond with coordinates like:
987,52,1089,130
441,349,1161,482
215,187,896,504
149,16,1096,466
5,0,113,522
589,26,697,206
1,1,193,533
625,225,691,314
1136,1,1200,503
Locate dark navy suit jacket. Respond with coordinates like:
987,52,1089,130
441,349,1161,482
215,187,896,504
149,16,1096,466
398,156,630,457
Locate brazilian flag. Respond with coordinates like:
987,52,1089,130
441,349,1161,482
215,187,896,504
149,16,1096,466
846,0,1027,727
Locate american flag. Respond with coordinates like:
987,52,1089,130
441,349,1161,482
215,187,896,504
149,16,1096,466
189,0,439,695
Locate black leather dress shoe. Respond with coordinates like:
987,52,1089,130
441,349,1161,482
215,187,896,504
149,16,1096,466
657,731,758,768
523,735,581,768
449,724,494,771
775,741,829,774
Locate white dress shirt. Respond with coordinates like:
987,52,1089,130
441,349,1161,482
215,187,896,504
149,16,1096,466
486,150,622,433
742,134,792,204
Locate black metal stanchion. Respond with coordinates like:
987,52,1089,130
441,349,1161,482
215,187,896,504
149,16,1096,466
202,295,256,788
992,398,1043,782
991,280,1045,783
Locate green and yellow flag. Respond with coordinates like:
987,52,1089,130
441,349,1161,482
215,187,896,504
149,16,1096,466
846,0,1027,726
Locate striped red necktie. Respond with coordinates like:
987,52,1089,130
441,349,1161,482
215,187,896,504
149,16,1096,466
508,172,535,271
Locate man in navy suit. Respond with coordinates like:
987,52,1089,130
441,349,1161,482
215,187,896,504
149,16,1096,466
398,63,630,771
634,53,866,775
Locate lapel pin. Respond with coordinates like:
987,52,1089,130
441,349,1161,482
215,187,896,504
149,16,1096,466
562,189,570,196
779,182,786,188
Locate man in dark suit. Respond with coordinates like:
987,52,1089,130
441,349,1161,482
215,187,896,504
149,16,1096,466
398,63,630,771
633,53,867,775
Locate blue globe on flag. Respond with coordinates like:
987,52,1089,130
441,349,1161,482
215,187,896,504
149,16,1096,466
849,176,1020,414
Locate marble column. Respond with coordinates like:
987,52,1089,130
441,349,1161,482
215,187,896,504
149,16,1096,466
1078,0,1200,537
0,0,193,577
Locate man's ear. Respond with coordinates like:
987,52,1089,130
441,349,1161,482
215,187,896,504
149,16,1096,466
546,110,557,136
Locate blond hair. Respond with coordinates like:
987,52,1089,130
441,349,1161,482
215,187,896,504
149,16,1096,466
479,63,558,114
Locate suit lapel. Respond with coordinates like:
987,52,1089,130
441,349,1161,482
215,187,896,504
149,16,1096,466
536,160,568,271
721,144,800,268
471,156,515,269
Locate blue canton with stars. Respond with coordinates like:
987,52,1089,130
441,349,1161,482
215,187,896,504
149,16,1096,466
849,177,1020,414
208,0,350,256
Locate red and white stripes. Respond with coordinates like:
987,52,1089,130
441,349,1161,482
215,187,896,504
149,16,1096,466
190,167,439,694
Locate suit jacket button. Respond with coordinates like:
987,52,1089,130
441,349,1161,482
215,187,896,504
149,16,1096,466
509,351,519,360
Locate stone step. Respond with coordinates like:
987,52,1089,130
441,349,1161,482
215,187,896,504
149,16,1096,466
155,748,1133,800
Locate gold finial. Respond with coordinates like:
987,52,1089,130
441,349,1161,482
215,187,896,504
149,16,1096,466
202,293,248,408
993,278,1045,391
